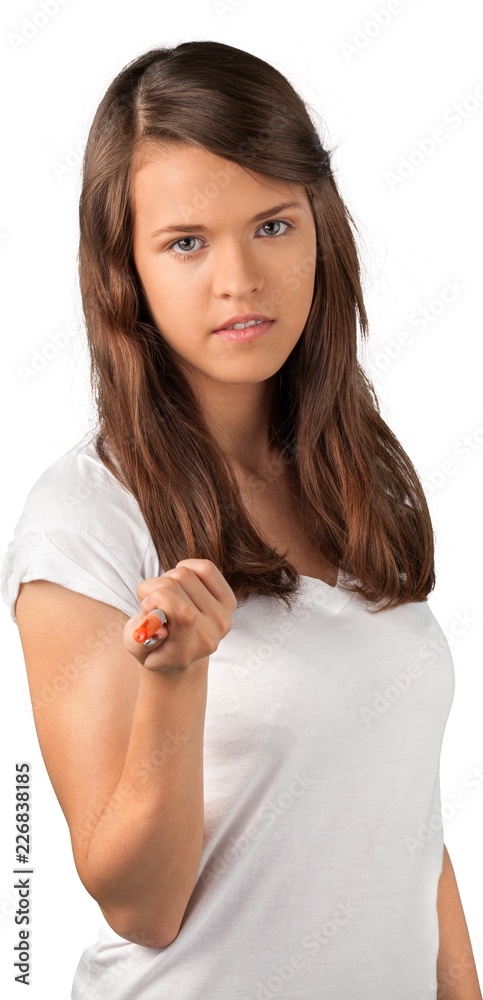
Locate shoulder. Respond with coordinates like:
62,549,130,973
2,432,160,622
21,433,136,526
17,432,151,553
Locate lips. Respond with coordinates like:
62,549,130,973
212,313,274,332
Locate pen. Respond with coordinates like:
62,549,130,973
133,609,168,644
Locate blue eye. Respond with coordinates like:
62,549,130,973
166,218,293,260
168,236,205,256
256,220,291,237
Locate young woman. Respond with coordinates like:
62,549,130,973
2,40,481,1000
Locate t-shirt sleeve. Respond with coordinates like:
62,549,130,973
1,445,160,624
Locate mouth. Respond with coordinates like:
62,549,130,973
211,319,275,342
212,313,274,333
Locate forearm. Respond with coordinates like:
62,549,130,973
81,659,209,948
436,844,482,1000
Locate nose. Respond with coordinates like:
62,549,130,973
211,239,264,298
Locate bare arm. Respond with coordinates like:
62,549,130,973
436,843,482,1000
15,560,236,949
83,662,210,948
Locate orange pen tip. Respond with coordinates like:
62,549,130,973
133,612,165,644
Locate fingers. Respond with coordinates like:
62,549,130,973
126,561,237,671
136,560,237,613
140,572,226,649
174,560,237,611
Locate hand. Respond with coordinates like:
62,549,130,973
123,559,237,674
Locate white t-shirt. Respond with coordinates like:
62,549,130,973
1,434,455,1000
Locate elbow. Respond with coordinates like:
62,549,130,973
98,905,180,949
75,857,183,949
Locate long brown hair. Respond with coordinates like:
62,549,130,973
78,40,435,615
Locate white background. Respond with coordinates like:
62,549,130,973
1,0,482,996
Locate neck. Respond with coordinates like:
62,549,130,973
184,367,283,476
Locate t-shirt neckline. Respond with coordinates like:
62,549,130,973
296,566,356,614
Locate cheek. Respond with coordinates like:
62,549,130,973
146,258,200,299
281,260,316,306
299,243,318,299
140,261,188,321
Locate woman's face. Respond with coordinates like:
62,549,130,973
131,142,317,392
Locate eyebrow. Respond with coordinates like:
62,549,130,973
149,201,304,239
